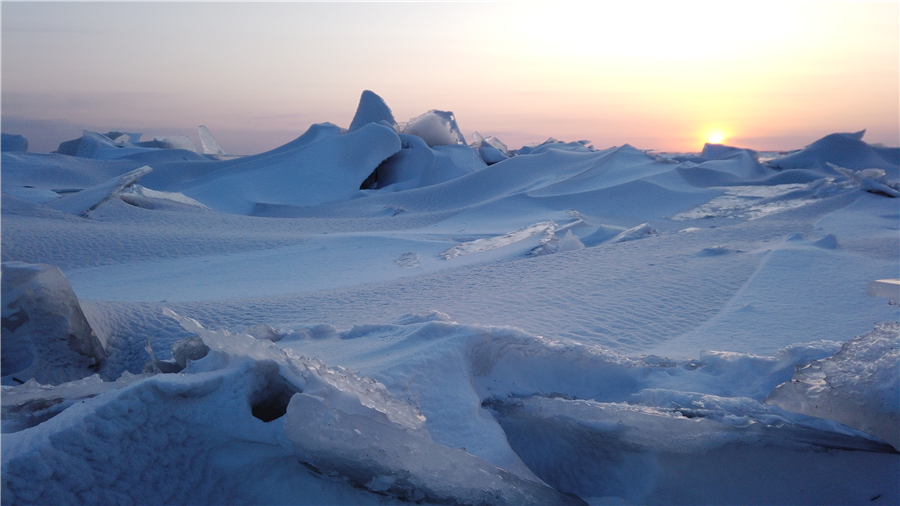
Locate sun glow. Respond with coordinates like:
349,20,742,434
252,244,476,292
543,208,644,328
707,132,726,144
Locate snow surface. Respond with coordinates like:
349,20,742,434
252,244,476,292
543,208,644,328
2,91,898,505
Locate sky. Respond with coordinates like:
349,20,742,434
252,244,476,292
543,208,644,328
2,1,898,154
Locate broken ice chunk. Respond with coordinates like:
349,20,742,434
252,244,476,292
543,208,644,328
1,262,106,385
198,125,226,155
283,392,582,505
401,110,465,147
46,165,152,217
610,222,659,243
765,322,900,451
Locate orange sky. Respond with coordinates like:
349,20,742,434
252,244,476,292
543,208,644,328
3,2,898,153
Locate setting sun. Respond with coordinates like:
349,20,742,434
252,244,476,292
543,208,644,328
707,132,726,144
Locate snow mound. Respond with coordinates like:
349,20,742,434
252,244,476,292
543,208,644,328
766,322,900,451
512,138,593,155
46,166,152,216
348,90,397,132
401,110,465,147
164,308,427,430
55,130,197,159
1,373,145,434
369,135,486,190
768,130,899,178
394,252,422,268
393,311,455,325
1,133,28,152
1,262,106,386
181,122,401,214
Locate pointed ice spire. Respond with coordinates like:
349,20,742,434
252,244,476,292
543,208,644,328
198,125,226,155
348,90,397,132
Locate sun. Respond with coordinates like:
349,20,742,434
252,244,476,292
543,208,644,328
707,132,725,144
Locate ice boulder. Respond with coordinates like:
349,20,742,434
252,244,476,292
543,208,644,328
765,322,900,451
472,131,510,165
1,262,106,386
348,90,397,132
1,133,28,152
401,110,465,147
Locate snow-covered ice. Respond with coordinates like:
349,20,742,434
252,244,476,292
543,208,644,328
2,90,898,505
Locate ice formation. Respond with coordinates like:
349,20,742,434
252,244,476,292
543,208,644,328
1,91,898,505
198,125,226,156
1,133,28,153
1,262,106,385
348,90,397,132
472,131,510,164
182,122,402,214
400,109,465,147
46,166,152,216
766,322,900,451
768,130,899,177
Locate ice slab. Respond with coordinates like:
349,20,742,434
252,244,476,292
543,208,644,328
441,221,554,259
867,279,900,301
766,322,900,451
45,166,152,217
118,184,210,210
196,125,226,156
284,392,583,505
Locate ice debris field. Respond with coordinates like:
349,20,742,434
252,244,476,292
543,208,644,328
1,90,899,505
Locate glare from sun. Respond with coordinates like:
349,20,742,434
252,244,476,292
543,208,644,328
707,133,725,144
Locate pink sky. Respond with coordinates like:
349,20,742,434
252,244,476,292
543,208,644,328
2,2,898,154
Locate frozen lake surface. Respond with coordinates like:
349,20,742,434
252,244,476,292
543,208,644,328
2,93,898,505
